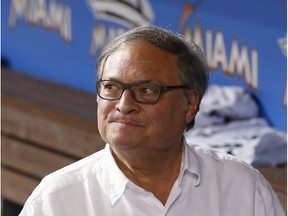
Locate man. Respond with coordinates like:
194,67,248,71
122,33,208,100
20,26,285,215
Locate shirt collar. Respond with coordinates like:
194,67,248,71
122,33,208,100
102,140,201,205
102,144,129,205
178,139,201,187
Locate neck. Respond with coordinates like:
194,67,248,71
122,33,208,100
110,140,184,205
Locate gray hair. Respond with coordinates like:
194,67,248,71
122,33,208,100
97,26,209,130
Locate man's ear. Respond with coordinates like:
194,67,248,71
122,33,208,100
185,91,200,124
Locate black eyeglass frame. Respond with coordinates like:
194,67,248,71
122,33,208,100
96,79,192,104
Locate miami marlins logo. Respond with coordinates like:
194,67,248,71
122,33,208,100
87,0,154,28
178,0,200,32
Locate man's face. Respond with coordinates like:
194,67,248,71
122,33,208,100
97,41,197,152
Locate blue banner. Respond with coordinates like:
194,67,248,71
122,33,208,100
2,0,286,131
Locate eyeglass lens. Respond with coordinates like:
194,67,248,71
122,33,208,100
97,80,161,103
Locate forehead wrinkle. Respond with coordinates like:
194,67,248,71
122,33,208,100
104,55,160,76
107,42,177,70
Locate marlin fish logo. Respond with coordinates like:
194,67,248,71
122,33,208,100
87,0,154,28
178,0,200,32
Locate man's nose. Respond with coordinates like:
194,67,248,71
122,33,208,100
115,89,140,114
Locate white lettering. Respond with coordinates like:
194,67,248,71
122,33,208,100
26,0,46,25
8,0,27,27
184,23,259,90
193,23,204,52
251,49,258,89
184,24,204,54
90,25,126,56
205,29,213,66
8,0,72,42
90,25,106,56
59,6,71,42
212,32,228,71
236,46,252,85
227,40,240,75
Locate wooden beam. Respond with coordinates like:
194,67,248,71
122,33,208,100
1,67,97,120
2,135,76,179
257,166,287,211
2,168,39,205
2,95,105,158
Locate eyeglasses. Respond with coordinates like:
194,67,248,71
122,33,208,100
96,79,191,104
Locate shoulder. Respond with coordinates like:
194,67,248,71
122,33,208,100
28,148,107,203
186,144,285,215
187,144,259,178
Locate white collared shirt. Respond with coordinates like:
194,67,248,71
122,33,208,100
20,141,285,216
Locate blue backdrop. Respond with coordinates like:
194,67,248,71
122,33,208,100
2,0,287,131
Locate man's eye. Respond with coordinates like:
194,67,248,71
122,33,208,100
140,87,152,94
102,82,121,92
138,85,158,95
103,81,119,89
104,84,115,90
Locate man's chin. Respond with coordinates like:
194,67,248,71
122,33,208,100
108,133,146,146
